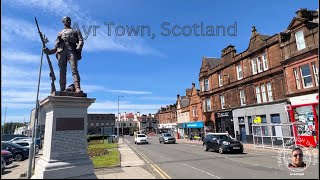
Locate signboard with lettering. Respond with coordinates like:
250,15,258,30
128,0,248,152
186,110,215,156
216,111,232,118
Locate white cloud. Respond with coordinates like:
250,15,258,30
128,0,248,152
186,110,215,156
4,0,164,57
89,100,164,113
105,89,152,95
1,17,58,47
2,50,43,64
129,96,176,101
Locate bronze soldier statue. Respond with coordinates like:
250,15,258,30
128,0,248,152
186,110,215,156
44,16,84,93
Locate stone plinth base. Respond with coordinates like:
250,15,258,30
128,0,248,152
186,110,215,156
31,157,96,179
32,96,96,179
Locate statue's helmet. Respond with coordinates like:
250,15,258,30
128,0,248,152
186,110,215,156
62,16,71,23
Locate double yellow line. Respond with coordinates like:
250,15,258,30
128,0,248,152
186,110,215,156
131,146,171,179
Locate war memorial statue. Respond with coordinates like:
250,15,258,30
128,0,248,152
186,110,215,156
43,16,84,95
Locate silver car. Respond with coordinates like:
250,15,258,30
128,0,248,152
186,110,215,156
159,133,176,144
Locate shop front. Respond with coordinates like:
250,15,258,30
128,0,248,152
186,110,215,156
215,111,235,138
183,121,204,140
288,93,319,148
158,123,177,133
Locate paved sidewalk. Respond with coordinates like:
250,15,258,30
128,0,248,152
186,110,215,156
2,151,42,179
94,138,155,179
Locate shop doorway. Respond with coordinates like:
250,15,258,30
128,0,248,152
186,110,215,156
240,125,247,143
217,118,235,137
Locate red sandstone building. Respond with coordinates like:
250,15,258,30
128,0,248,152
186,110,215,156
280,9,319,147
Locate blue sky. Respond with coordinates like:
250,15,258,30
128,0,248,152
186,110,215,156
1,0,318,123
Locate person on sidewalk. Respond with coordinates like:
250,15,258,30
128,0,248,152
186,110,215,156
190,132,194,141
201,132,204,141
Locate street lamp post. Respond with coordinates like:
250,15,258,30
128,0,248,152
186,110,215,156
117,96,124,141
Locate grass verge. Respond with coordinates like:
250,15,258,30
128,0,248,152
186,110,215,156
88,142,120,168
90,149,120,168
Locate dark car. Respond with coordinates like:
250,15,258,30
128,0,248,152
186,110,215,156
203,133,243,154
159,133,176,144
1,142,29,161
1,150,13,165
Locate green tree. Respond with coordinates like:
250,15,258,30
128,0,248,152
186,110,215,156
1,122,24,135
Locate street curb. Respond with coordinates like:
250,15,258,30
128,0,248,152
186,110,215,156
123,141,159,179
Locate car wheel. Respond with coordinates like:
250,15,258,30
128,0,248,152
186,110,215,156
239,150,243,154
14,153,24,161
146,142,148,144
218,145,224,154
159,140,161,143
203,144,208,151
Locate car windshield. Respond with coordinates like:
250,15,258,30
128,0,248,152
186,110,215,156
217,135,233,140
138,135,146,137
164,134,172,137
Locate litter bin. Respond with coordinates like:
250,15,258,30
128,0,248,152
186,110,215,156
108,137,113,143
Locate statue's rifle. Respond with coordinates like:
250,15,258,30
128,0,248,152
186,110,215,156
35,17,56,93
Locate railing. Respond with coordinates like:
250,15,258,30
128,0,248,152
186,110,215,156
252,123,296,150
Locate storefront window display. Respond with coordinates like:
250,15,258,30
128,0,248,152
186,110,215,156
294,106,316,136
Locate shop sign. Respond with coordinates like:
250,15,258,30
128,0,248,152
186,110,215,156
253,116,262,124
216,111,232,118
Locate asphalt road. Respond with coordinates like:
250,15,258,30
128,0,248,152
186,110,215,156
124,135,319,179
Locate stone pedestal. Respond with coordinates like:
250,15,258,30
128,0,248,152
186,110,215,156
32,96,96,179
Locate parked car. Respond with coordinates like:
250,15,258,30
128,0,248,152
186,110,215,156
159,133,176,144
2,134,28,142
11,138,42,149
13,141,39,154
1,157,5,173
1,150,13,165
1,141,29,161
8,137,30,142
134,134,148,144
202,133,243,154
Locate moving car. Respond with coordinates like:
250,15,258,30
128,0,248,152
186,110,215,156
159,133,176,144
1,141,29,161
1,150,13,165
202,133,243,154
134,134,148,144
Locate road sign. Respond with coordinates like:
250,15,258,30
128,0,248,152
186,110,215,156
253,116,262,124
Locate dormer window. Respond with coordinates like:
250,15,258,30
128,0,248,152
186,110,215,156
295,30,306,51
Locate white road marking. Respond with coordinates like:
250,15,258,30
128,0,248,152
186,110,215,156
224,157,276,169
182,163,221,179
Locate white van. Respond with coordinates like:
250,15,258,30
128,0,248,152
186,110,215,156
134,134,148,144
